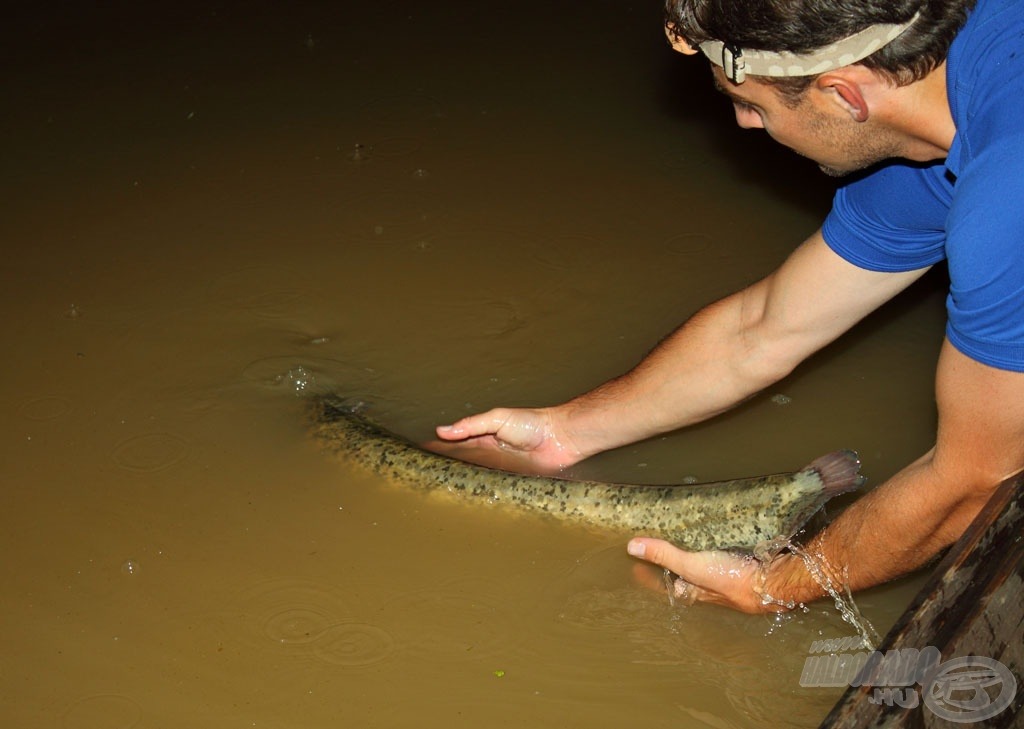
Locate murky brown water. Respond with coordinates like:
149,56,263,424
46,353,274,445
3,2,948,727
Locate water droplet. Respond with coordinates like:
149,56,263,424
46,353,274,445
348,143,372,162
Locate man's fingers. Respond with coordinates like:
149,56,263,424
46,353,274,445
627,538,719,587
436,408,550,452
629,562,708,606
435,409,513,441
626,537,697,574
629,538,741,578
627,538,766,612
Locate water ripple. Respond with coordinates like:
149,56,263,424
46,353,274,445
226,577,352,652
61,694,142,729
312,623,396,666
262,605,336,645
219,577,395,668
18,395,73,421
111,433,189,473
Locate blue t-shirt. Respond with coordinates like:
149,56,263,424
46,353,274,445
821,0,1024,371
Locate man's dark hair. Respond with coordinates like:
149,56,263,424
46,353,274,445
665,0,975,103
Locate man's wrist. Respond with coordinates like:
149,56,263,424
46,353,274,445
752,552,822,613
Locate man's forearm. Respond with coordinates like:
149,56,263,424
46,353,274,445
555,287,791,458
762,452,996,608
552,233,925,460
756,339,1024,609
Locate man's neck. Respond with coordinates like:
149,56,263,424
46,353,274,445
879,62,956,161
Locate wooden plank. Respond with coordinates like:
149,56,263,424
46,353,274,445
817,472,1024,728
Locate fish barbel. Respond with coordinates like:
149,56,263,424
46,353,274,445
310,396,865,553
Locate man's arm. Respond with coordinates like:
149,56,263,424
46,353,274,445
632,338,1024,612
437,229,928,468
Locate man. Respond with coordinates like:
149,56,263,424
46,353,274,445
436,0,1024,613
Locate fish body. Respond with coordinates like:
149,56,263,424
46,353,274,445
310,396,865,553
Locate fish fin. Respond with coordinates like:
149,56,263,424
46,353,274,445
805,449,866,497
773,450,866,548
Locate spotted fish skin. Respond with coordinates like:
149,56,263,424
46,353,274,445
310,396,865,553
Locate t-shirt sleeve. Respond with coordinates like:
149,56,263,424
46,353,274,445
821,161,951,273
943,136,1024,371
821,147,1024,372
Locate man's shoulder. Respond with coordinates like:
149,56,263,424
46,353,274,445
949,0,1024,83
946,0,1024,172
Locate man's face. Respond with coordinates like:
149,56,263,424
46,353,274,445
707,66,902,177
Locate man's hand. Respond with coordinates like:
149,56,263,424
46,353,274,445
433,407,584,474
627,538,798,614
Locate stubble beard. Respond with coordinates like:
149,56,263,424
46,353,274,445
807,108,903,178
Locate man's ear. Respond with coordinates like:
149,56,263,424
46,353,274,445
816,74,870,122
665,23,699,55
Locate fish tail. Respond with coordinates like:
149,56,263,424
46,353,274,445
805,449,866,496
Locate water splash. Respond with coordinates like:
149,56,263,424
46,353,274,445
278,366,315,395
776,543,880,650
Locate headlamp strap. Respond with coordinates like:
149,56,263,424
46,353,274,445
701,11,921,83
